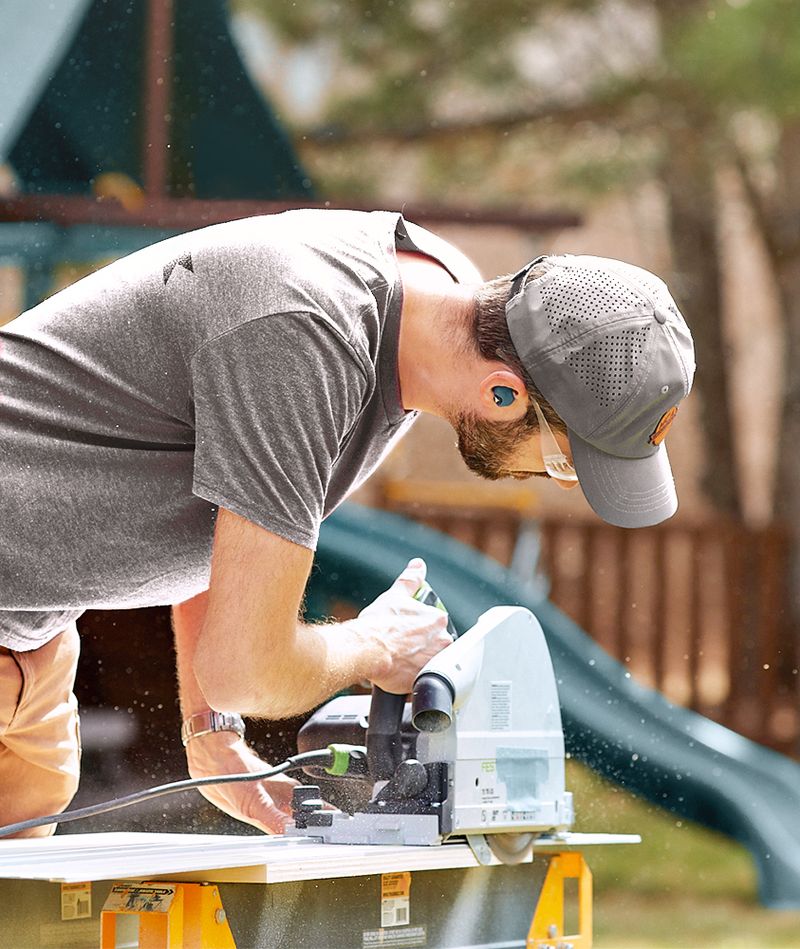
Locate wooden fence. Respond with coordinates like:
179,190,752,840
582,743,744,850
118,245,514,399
380,493,800,758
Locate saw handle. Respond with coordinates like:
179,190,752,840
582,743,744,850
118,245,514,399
366,686,407,782
366,581,456,781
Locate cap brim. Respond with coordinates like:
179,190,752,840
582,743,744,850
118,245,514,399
568,432,678,528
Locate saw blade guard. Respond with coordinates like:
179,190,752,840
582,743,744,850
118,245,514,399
413,605,574,839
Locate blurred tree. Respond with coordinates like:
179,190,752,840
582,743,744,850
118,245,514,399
236,0,800,538
672,0,800,614
656,0,740,517
235,0,743,518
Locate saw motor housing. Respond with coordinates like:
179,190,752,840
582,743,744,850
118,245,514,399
286,606,574,849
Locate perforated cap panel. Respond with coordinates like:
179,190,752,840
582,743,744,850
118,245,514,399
541,263,649,335
607,261,669,303
566,325,651,407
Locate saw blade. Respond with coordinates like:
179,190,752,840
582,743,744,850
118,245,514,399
486,832,537,864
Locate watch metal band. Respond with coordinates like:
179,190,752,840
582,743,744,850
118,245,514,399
181,710,246,747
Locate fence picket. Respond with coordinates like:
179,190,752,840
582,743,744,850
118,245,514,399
380,492,798,758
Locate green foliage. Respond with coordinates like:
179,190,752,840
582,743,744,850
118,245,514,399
234,0,606,128
556,129,658,197
668,0,800,118
235,0,800,136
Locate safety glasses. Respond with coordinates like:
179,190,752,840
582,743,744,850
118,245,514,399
532,401,578,482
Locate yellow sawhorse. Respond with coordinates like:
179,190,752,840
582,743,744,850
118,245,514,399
528,851,593,949
96,851,592,949
100,880,235,949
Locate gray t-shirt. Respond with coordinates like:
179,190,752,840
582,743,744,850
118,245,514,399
0,210,480,648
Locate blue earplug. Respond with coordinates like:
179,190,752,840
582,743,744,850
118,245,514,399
492,386,516,407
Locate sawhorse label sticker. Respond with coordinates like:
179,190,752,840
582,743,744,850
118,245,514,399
103,883,177,913
60,882,91,920
380,871,411,927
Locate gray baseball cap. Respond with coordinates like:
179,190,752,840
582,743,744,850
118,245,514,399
506,254,695,528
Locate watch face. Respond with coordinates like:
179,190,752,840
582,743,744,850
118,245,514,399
217,712,245,730
181,711,245,745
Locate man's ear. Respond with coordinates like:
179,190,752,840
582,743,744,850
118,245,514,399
479,368,527,416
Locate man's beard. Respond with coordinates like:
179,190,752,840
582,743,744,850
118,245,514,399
452,409,540,481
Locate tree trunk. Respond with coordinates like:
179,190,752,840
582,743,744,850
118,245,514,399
770,122,800,615
661,117,742,517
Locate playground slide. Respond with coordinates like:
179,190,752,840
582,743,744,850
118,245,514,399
308,504,800,909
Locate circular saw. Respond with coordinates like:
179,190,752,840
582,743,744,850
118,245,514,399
286,604,574,857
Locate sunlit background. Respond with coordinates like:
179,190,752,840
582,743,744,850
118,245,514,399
2,1,800,945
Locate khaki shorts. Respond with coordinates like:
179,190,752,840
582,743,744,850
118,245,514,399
0,624,81,837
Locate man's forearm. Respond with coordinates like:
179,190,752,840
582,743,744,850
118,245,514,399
277,618,388,715
178,552,445,719
175,592,385,719
173,590,216,720
204,618,385,718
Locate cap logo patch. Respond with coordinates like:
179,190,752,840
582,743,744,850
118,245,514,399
650,406,678,446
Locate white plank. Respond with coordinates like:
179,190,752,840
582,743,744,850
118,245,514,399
0,831,639,884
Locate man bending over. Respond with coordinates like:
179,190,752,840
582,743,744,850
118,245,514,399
0,210,695,834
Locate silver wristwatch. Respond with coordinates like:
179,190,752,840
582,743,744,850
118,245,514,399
180,710,246,747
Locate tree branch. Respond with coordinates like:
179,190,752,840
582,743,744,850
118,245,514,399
729,139,781,268
299,82,665,147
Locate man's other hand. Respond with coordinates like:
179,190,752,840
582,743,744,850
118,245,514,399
184,730,299,834
358,558,453,695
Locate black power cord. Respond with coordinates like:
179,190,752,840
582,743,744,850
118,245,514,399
0,746,365,839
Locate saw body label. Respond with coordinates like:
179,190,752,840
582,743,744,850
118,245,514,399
490,681,513,730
